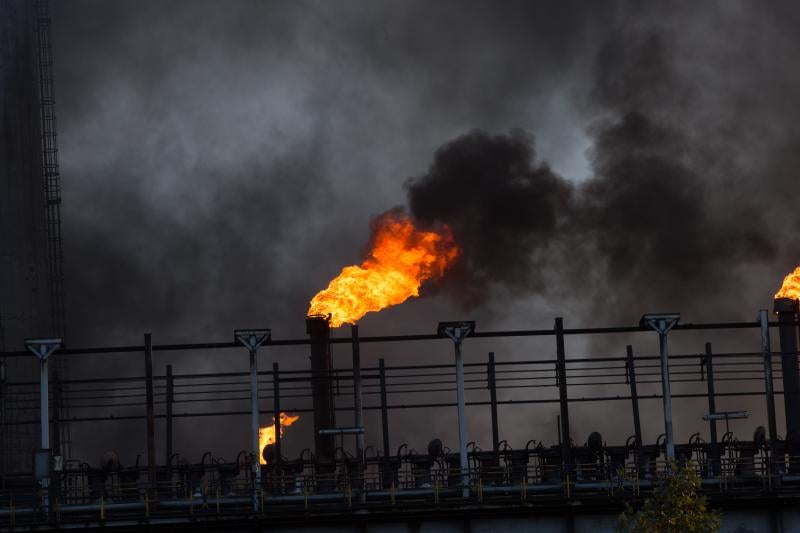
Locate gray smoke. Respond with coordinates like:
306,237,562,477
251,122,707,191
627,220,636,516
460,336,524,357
41,0,800,460
403,27,786,325
406,129,573,305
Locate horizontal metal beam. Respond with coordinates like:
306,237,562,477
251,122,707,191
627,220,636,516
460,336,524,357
0,390,773,426
0,320,780,358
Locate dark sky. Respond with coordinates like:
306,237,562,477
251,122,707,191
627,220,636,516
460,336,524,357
45,0,800,461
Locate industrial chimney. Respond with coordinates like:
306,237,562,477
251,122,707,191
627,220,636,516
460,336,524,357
306,315,336,463
774,297,800,444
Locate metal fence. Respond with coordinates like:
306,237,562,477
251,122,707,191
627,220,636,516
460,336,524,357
1,313,799,527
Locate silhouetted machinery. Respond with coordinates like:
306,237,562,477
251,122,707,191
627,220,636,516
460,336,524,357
404,439,442,488
60,421,793,507
215,453,243,495
503,440,536,484
118,455,141,499
574,432,603,481
380,444,404,489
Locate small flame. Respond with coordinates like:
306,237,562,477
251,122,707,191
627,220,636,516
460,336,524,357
258,413,300,465
775,266,800,301
308,212,459,327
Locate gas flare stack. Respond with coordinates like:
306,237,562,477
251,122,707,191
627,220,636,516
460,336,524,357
775,297,800,459
306,315,336,470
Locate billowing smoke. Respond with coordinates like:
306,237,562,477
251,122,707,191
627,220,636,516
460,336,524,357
401,31,777,322
42,1,800,461
406,129,573,305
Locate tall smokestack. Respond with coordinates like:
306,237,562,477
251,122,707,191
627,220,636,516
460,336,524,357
306,315,336,463
774,297,800,442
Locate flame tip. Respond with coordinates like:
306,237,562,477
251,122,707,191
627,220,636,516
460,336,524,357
258,412,300,465
775,266,800,303
308,214,459,325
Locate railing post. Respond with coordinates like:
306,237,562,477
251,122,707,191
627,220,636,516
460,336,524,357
144,334,156,498
626,345,643,471
351,325,365,503
379,358,390,484
704,343,719,477
165,364,173,480
273,362,282,495
555,318,571,475
488,352,499,452
760,309,779,477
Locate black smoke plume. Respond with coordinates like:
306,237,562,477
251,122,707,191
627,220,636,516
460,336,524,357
404,31,776,319
406,129,572,304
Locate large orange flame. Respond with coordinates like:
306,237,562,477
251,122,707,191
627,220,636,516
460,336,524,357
258,413,300,465
776,266,800,301
308,212,459,327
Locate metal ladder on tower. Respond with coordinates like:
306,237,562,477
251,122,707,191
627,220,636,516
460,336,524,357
35,0,70,460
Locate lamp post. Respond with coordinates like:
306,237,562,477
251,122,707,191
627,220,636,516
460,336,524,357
437,321,475,498
640,313,680,462
234,328,271,511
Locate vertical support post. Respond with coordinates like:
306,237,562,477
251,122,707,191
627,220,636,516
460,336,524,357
234,328,270,512
760,309,779,474
351,325,365,502
488,352,499,452
704,343,718,476
51,372,61,457
40,358,50,451
626,346,643,468
51,374,62,508
40,356,51,511
0,357,5,489
379,358,390,482
165,365,173,473
659,330,675,461
454,339,469,497
438,321,475,498
641,314,680,464
272,362,282,495
144,334,156,493
555,317,571,473
249,347,260,505
25,339,61,511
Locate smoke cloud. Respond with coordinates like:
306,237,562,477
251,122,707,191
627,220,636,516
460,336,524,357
34,0,800,460
406,129,573,304
400,29,781,325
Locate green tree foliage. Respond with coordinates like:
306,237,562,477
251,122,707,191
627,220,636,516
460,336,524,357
618,462,721,533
